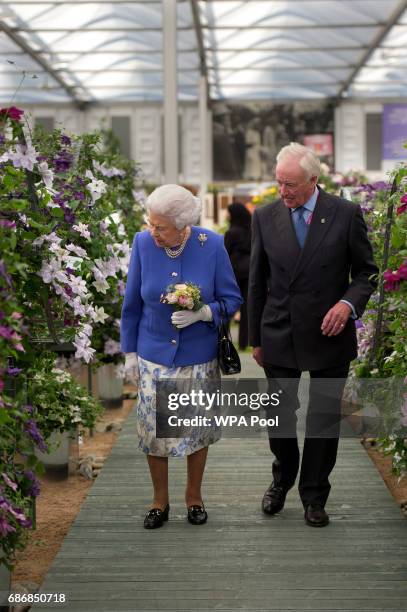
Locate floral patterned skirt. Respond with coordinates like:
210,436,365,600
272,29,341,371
136,356,221,457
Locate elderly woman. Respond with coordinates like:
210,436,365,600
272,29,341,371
121,184,242,529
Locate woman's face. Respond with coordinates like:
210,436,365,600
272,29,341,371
147,212,184,247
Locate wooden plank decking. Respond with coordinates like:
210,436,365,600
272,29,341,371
34,354,407,611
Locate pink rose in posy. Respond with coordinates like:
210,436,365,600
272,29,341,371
0,106,24,121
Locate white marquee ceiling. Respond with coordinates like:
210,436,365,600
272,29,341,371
0,0,406,105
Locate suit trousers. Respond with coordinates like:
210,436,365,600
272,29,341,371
263,361,350,508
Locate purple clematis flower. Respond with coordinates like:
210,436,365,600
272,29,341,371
24,419,47,453
0,515,16,536
61,134,72,146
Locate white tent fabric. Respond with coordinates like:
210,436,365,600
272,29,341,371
0,0,406,105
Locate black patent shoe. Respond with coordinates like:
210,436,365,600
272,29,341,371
262,482,287,515
187,504,208,525
304,504,329,527
143,504,170,529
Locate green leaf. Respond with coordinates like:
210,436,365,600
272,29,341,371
28,219,51,232
49,207,64,218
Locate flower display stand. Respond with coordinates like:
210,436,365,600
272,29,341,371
96,363,123,408
0,558,11,611
35,429,78,478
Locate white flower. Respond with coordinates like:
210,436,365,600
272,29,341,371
38,259,61,284
93,160,125,178
72,223,91,240
66,243,89,259
73,331,95,363
93,306,109,324
70,276,89,298
85,169,107,204
37,161,54,189
0,151,11,163
33,236,46,247
71,296,87,317
54,269,69,284
104,338,120,356
11,144,39,171
92,278,110,294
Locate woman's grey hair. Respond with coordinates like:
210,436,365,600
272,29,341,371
145,184,201,229
276,142,321,179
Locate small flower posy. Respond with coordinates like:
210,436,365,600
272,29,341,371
160,282,204,311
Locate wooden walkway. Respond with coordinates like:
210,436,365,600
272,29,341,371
34,354,407,611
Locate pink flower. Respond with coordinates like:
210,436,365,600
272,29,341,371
397,203,407,215
383,269,401,291
0,516,16,537
2,473,18,491
398,261,407,281
0,106,24,121
0,219,16,229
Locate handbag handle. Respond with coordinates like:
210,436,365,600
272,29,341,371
218,299,231,340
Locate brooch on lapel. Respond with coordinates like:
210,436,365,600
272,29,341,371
321,218,326,224
198,233,207,247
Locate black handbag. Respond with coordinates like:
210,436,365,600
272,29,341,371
218,301,241,375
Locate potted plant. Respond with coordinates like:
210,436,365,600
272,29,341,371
26,355,103,477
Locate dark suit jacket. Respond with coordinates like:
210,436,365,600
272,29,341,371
248,188,378,370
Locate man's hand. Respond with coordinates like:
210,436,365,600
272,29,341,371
252,346,263,367
321,302,351,337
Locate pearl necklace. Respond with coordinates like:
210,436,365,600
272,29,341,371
164,228,190,259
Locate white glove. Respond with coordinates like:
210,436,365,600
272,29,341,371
124,352,139,383
171,305,213,329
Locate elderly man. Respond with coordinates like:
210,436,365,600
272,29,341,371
248,143,377,527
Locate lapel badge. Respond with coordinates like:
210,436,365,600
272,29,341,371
321,218,326,224
198,233,207,247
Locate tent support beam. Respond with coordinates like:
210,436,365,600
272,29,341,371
336,0,407,99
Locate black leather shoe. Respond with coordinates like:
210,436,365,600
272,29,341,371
143,504,169,529
304,504,329,527
262,482,286,515
187,504,208,525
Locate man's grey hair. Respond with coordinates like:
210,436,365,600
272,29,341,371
276,142,321,179
145,184,201,229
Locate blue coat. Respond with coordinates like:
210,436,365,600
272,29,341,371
120,226,243,367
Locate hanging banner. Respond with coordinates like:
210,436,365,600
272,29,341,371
382,104,407,161
303,134,333,156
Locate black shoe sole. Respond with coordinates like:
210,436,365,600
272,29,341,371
187,514,208,525
262,503,285,515
304,517,329,527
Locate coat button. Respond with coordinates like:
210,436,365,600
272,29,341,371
171,339,177,344
171,272,178,277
